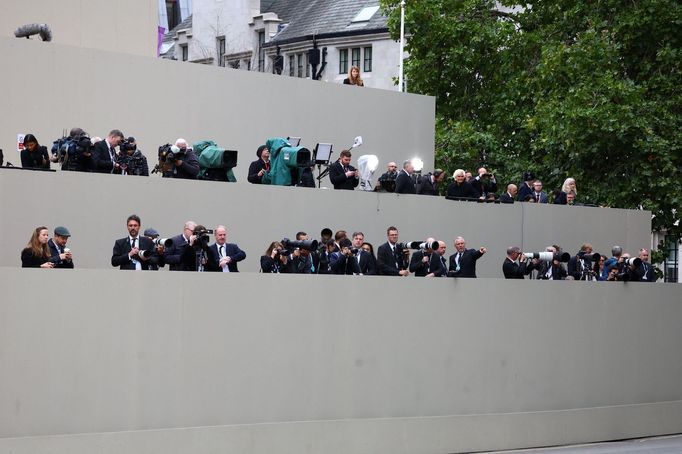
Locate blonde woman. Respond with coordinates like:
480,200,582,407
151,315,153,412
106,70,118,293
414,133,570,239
343,66,364,86
554,177,577,205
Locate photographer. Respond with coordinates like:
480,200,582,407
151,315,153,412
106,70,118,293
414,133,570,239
48,226,74,269
613,252,642,282
409,237,439,277
111,214,154,270
261,241,290,273
469,167,498,200
331,238,361,275
503,246,536,279
317,239,336,274
288,232,315,274
143,228,166,270
417,169,445,196
156,138,200,179
115,137,149,176
179,225,214,272
92,129,124,174
164,221,197,271
535,246,567,280
567,243,598,281
51,128,93,172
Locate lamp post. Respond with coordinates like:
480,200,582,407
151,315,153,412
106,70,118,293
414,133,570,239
398,0,405,92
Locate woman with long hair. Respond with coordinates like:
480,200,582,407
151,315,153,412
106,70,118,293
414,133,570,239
260,241,289,273
21,226,54,268
554,177,577,205
21,134,50,170
343,65,364,86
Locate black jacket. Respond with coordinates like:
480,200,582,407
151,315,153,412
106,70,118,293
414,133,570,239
356,250,377,275
260,255,289,273
448,249,484,278
92,140,117,174
377,242,408,276
171,148,200,179
499,192,515,203
503,257,534,279
446,181,479,199
330,252,361,275
395,170,416,194
21,146,50,170
21,248,52,268
111,236,155,270
247,159,270,184
164,234,189,271
48,239,74,269
329,161,359,190
207,243,246,272
417,173,440,196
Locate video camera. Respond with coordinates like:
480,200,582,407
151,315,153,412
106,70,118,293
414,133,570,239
524,251,571,262
193,227,214,248
52,133,92,170
158,144,185,163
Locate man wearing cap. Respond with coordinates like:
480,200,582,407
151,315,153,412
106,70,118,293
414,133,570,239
247,145,270,184
48,226,74,268
143,228,166,270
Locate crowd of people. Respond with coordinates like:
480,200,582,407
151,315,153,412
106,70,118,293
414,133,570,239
13,126,584,206
20,220,657,282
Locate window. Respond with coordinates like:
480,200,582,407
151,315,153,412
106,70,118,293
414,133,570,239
339,49,348,74
166,0,181,30
217,37,225,67
180,44,188,61
297,53,303,78
305,52,310,77
665,238,679,282
258,31,265,72
289,55,295,76
351,48,361,68
351,6,380,23
363,46,372,72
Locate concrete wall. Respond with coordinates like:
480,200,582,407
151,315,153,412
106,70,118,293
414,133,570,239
1,0,158,57
1,269,680,453
0,36,435,185
0,169,651,276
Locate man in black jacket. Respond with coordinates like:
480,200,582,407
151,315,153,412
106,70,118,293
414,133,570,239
499,184,517,203
395,160,416,194
376,226,410,276
111,214,154,270
92,129,124,174
409,237,443,277
502,246,535,279
636,249,656,282
164,221,197,271
48,226,74,268
351,231,377,275
331,238,361,275
417,169,445,196
448,237,487,278
167,138,200,179
207,225,246,272
469,167,498,200
329,150,359,190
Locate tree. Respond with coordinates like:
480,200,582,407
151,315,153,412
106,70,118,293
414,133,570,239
381,0,681,237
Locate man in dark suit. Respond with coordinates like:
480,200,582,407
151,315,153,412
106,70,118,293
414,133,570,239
168,138,200,179
207,225,246,272
636,248,656,282
502,246,535,279
469,167,498,200
498,184,517,203
376,226,410,276
448,237,487,278
48,226,74,268
329,149,359,190
417,169,445,196
531,180,549,204
92,129,124,174
395,160,416,194
517,171,535,202
331,238,361,275
111,214,154,270
351,232,377,275
164,221,197,271
409,237,440,277
247,145,270,184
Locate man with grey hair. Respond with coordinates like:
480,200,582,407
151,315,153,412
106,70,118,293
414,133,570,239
92,129,124,173
503,246,535,279
164,137,200,179
499,184,517,203
164,221,197,271
409,237,440,277
446,169,479,200
395,159,416,194
601,245,623,280
448,236,486,278
636,248,655,282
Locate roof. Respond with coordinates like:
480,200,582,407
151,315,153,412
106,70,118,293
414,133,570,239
263,0,388,46
160,15,193,59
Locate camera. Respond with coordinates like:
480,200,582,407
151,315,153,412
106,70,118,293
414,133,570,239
281,238,319,252
153,237,173,247
577,251,601,262
524,251,571,262
408,241,439,251
623,257,642,268
138,249,155,260
119,139,136,153
158,144,185,163
193,227,213,248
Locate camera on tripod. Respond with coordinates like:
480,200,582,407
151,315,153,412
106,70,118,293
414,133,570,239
193,227,214,248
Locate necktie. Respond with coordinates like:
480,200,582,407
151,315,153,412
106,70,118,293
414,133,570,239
219,245,224,257
131,238,136,249
455,253,461,271
441,256,447,275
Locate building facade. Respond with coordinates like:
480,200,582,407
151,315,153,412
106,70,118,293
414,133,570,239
160,0,401,91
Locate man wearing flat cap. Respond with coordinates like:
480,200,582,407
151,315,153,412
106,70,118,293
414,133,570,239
247,145,270,184
49,226,74,268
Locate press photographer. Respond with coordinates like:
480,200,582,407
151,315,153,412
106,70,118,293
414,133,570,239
51,127,93,172
286,232,318,274
409,238,440,277
154,138,199,179
114,137,149,176
261,241,290,273
567,243,601,281
180,225,214,272
111,215,154,271
331,238,361,275
469,167,498,200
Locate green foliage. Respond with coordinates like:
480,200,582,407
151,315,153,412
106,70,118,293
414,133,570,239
381,0,681,236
